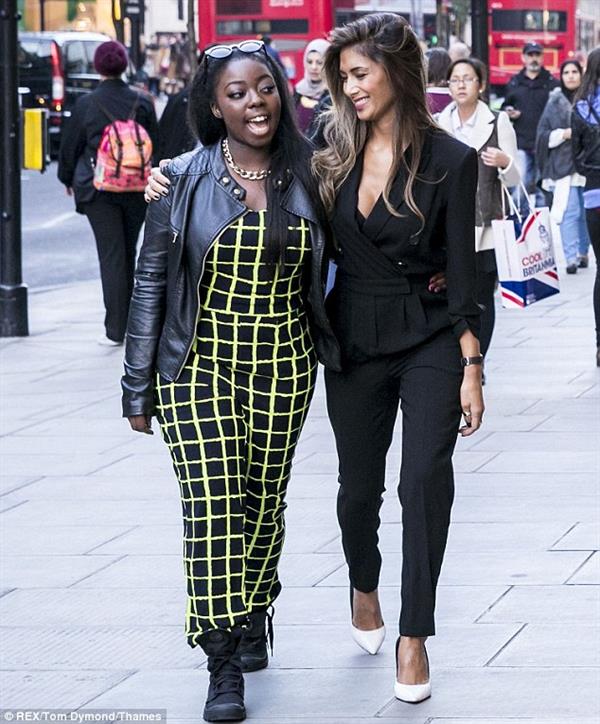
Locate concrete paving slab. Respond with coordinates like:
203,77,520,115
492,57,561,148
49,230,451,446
448,495,599,523
478,584,600,624
453,472,599,498
489,624,600,667
0,476,43,496
378,668,600,718
0,555,124,588
10,475,176,502
478,451,599,474
0,670,133,708
0,452,134,477
1,627,202,669
0,525,134,555
0,588,186,628
0,436,132,456
470,431,600,452
552,522,600,550
0,498,181,527
566,551,599,584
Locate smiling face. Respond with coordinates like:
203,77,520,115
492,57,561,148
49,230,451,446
211,56,281,148
305,50,324,82
561,62,581,91
339,45,395,123
448,61,483,107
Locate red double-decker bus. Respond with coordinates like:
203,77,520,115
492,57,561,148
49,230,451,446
198,0,334,82
488,0,600,88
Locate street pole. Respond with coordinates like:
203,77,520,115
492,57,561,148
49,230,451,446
471,0,489,67
0,0,29,337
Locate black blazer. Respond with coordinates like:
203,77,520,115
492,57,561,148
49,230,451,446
328,128,480,363
57,78,159,211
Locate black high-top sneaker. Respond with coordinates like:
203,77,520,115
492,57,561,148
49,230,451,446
239,608,274,672
199,628,246,722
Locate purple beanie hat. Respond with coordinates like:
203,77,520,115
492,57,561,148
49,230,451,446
94,41,128,76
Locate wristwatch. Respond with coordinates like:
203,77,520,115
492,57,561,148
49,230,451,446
461,355,484,367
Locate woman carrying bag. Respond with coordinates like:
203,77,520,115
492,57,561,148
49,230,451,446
437,57,521,361
536,60,590,274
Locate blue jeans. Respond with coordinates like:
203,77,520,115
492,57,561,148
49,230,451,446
561,186,591,265
513,149,546,215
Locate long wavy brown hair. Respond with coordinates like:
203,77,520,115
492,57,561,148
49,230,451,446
311,13,437,222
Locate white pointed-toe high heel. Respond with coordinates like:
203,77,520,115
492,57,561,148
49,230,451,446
393,637,431,703
351,622,386,654
350,585,386,655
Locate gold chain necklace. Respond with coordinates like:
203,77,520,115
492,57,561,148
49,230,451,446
221,138,271,181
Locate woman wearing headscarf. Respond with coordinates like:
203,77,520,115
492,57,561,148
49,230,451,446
536,59,590,273
294,38,330,134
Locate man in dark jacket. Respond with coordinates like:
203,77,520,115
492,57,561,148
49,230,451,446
502,42,559,212
58,41,158,345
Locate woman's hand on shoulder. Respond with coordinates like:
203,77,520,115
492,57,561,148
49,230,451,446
144,160,172,202
128,415,154,435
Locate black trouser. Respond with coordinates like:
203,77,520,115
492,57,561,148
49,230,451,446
324,329,463,637
476,250,497,358
585,207,600,347
83,192,147,341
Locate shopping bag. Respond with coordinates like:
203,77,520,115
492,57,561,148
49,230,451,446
492,184,560,309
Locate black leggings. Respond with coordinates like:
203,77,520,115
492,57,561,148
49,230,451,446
586,207,600,347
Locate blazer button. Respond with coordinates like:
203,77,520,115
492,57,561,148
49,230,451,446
221,176,231,185
233,188,241,196
397,260,406,267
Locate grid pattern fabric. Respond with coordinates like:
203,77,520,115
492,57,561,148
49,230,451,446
156,210,317,646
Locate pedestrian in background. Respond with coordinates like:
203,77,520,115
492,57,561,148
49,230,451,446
502,42,559,213
536,60,590,274
294,38,330,134
437,57,520,363
571,46,600,366
425,47,452,113
58,41,158,345
313,13,484,704
157,86,196,158
448,40,470,63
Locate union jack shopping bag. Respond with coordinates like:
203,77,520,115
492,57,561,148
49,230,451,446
492,185,560,309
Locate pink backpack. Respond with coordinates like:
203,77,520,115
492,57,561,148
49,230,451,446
93,96,152,193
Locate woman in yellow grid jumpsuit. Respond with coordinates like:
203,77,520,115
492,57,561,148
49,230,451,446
122,42,339,722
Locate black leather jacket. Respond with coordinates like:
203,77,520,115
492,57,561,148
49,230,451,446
121,142,341,418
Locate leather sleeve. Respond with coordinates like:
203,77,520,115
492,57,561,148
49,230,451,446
445,146,481,340
121,172,173,417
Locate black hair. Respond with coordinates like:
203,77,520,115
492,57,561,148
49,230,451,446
188,48,314,268
425,47,451,86
446,57,487,85
575,47,600,104
559,59,583,103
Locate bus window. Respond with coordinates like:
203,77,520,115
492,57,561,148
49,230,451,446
492,9,567,32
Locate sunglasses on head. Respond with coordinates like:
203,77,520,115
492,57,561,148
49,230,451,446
203,40,268,63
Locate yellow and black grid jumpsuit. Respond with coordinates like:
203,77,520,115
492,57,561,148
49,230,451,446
155,209,317,647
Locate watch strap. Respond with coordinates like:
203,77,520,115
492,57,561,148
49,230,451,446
461,355,484,367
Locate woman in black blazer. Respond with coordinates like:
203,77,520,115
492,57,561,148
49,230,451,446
312,13,484,703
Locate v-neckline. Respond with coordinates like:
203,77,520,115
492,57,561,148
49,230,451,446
355,151,384,222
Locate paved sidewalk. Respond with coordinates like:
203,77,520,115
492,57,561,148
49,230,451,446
1,266,599,723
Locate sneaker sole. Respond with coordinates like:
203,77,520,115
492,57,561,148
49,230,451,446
203,703,246,722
